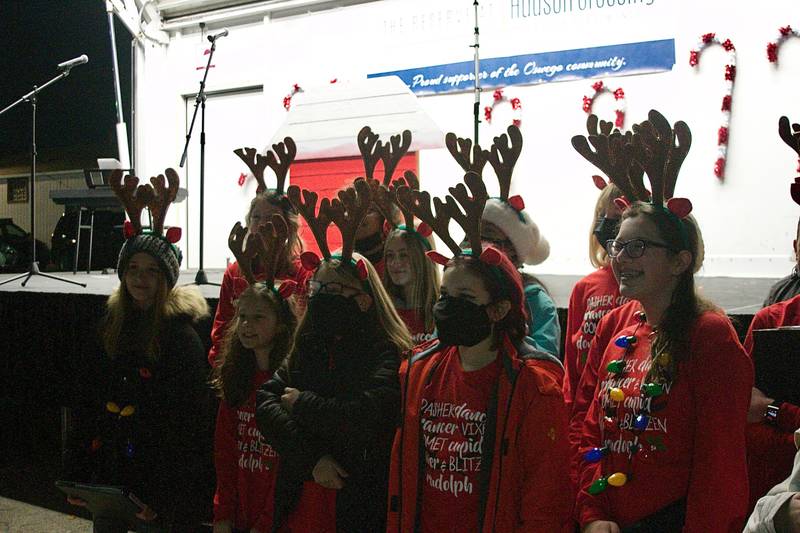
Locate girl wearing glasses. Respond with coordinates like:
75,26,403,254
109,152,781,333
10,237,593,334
577,202,752,532
256,252,412,532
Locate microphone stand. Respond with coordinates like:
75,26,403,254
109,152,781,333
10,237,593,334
472,0,481,147
0,68,86,288
180,34,220,287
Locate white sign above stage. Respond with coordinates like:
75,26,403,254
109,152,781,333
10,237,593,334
270,76,445,161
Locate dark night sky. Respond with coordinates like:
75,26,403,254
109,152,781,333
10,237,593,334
0,0,132,172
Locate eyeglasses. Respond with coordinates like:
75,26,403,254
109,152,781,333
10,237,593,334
307,279,362,297
605,239,674,259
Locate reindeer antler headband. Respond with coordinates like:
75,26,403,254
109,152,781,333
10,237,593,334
573,110,693,223
368,171,434,250
234,136,297,199
227,214,297,298
110,168,182,245
779,116,800,206
287,178,374,280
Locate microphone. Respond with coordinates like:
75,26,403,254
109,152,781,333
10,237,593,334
57,55,89,71
207,28,229,42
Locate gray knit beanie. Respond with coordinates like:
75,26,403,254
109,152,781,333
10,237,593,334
117,234,182,288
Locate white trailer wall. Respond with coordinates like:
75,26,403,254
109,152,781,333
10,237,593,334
136,0,800,276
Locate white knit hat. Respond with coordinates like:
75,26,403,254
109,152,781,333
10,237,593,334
482,197,549,265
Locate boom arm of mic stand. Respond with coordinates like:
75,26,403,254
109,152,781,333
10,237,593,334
180,42,216,168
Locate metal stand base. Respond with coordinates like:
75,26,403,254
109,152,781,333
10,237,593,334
0,261,87,288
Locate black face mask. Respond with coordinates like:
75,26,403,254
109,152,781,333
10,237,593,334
307,292,369,335
593,216,620,248
433,296,492,347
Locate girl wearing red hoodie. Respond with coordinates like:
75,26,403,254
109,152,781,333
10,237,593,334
211,281,297,533
577,201,752,532
387,248,573,532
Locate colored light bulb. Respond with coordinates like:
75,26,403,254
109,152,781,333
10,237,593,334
120,405,136,417
588,477,608,495
614,335,630,348
636,311,647,322
125,442,135,458
609,387,625,402
608,472,627,487
642,383,664,397
583,447,608,463
656,352,671,367
634,414,649,431
606,359,625,373
106,401,120,414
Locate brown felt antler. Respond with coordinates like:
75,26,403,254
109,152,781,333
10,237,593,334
265,137,297,195
380,130,412,185
110,169,149,234
396,184,461,255
367,178,397,228
286,185,333,259
328,178,373,262
357,126,383,181
571,114,640,202
779,116,800,160
486,125,523,200
394,171,420,229
147,168,179,236
257,214,289,288
446,171,489,255
630,110,692,204
234,147,269,193
228,222,263,285
445,132,489,175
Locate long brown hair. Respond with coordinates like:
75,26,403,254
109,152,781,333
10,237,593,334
622,203,714,379
381,229,440,333
102,276,169,360
589,183,624,269
211,284,297,407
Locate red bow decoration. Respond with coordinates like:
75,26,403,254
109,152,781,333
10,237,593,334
613,197,631,211
702,32,716,43
479,247,503,265
123,220,136,239
592,81,604,91
666,197,693,219
138,367,152,379
416,222,433,238
425,250,450,266
166,227,182,244
278,280,298,298
592,175,608,190
493,89,503,101
355,259,368,280
238,172,247,187
507,195,525,212
382,220,393,236
300,251,321,271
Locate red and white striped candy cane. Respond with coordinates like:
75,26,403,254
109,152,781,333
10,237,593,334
689,33,736,181
767,25,799,63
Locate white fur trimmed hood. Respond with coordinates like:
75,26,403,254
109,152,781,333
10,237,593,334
482,198,550,266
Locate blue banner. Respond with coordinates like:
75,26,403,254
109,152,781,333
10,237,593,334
369,39,675,95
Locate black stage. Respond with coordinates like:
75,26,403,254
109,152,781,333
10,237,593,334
0,268,781,523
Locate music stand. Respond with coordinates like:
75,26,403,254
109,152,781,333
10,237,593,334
179,34,222,287
0,68,86,288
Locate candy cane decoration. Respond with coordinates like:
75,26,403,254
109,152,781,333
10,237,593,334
582,81,627,130
484,88,522,128
689,33,736,181
767,25,799,63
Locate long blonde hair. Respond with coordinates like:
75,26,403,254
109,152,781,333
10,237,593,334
381,229,440,333
102,275,169,360
589,183,624,269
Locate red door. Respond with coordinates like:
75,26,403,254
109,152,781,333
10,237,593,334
290,153,419,256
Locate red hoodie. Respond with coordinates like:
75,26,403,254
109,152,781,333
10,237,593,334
209,260,310,366
214,370,279,531
742,293,800,512
576,311,753,531
569,300,641,483
386,337,573,533
563,266,629,413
